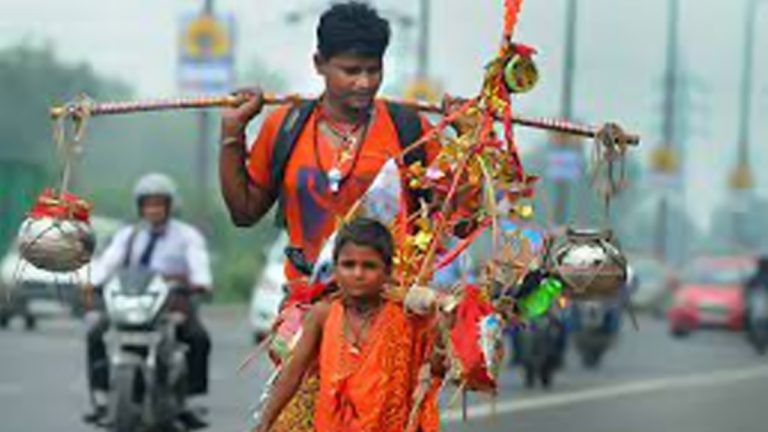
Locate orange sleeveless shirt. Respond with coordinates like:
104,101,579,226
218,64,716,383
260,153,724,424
247,100,438,282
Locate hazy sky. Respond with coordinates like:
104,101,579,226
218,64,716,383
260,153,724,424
2,0,767,229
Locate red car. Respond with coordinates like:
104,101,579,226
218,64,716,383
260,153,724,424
668,256,756,337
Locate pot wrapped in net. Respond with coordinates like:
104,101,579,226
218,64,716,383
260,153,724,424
546,227,627,300
17,189,95,273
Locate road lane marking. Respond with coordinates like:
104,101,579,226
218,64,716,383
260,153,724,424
442,364,768,422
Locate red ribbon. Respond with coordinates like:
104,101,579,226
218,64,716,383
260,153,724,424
28,189,91,222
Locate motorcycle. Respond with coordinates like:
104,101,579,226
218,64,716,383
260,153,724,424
101,269,191,432
515,317,565,388
746,288,768,355
571,300,620,369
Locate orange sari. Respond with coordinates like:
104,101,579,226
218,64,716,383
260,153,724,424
315,300,440,432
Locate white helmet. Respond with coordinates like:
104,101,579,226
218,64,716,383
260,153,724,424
133,173,179,210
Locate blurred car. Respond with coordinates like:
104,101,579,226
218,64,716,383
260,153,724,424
667,256,756,337
0,216,123,329
249,233,288,344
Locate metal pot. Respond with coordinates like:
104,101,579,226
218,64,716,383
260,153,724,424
546,227,627,300
18,216,94,272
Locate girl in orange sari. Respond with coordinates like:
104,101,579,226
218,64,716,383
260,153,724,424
254,217,443,432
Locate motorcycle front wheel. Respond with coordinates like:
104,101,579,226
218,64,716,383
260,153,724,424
110,366,141,432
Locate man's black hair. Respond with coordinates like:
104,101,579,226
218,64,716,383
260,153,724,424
317,1,391,59
333,217,394,269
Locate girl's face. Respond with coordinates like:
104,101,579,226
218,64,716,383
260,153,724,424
334,242,389,300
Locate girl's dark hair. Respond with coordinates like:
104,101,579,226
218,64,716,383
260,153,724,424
333,217,394,268
316,1,391,59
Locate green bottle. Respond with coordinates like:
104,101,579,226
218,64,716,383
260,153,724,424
519,277,564,319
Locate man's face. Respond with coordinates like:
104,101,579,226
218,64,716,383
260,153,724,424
334,242,390,300
139,195,170,226
315,52,383,112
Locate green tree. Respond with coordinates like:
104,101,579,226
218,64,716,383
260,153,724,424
1,46,288,302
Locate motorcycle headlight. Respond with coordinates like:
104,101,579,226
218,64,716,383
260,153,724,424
110,294,161,325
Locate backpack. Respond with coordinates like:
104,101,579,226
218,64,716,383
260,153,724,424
269,99,432,228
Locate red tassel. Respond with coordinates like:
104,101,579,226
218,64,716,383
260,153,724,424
28,188,91,222
503,0,525,40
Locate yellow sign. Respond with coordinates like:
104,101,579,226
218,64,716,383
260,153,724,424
650,146,679,174
729,163,754,190
404,77,442,103
182,14,231,60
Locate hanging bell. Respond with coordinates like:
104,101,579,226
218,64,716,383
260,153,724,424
545,227,628,300
503,44,539,94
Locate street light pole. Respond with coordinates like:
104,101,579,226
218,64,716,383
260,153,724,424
730,0,759,248
653,0,680,262
737,0,758,169
553,0,579,226
197,0,215,224
417,0,430,79
560,0,578,121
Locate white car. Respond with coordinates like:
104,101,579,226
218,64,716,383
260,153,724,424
249,233,288,344
0,216,122,328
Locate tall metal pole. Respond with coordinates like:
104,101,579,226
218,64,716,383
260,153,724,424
654,0,680,261
731,0,759,248
197,0,214,224
416,0,430,79
554,0,579,225
738,0,757,168
560,0,578,121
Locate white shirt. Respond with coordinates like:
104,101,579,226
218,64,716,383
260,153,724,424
91,219,212,289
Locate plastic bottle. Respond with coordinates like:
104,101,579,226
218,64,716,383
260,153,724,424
519,277,564,319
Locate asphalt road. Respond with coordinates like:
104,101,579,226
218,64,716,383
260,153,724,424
2,305,767,432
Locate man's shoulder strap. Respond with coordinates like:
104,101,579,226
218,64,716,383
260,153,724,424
271,99,318,227
385,101,425,167
272,99,318,190
271,100,429,227
121,225,140,267
385,101,432,209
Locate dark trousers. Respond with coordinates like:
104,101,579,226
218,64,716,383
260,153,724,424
86,306,211,396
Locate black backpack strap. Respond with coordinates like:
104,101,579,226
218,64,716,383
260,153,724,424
385,102,432,211
271,99,318,228
122,225,139,267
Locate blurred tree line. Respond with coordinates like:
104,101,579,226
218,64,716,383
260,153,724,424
0,43,284,302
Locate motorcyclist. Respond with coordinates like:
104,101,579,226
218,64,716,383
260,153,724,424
744,256,768,332
509,269,568,369
82,173,212,429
